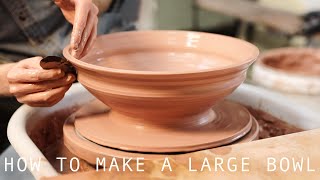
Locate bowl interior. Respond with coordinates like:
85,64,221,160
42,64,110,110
85,50,235,72
65,31,259,74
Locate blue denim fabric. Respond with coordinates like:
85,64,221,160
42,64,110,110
0,0,137,62
0,0,138,158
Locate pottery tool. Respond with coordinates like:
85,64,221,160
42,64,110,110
40,56,77,76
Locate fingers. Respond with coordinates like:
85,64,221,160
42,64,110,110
71,2,99,58
9,74,75,95
70,0,90,57
8,57,75,107
7,68,65,83
16,84,72,107
27,93,65,107
77,9,98,58
7,56,66,83
17,56,42,69
81,18,97,57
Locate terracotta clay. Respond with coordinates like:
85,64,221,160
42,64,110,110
236,117,259,143
246,106,303,139
29,98,301,171
62,31,259,155
64,109,168,165
73,100,253,153
63,101,259,164
63,32,258,123
260,48,320,76
252,48,320,95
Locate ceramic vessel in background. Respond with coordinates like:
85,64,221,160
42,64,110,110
64,31,259,128
252,48,320,95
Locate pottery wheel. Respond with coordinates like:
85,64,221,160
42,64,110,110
63,113,259,164
71,100,253,153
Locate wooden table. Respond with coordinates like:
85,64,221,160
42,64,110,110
43,128,320,180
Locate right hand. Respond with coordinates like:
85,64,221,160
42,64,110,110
7,56,75,107
54,0,99,58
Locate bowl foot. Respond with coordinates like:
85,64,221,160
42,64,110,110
63,99,259,164
67,100,253,153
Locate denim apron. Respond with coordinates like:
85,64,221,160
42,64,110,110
0,0,137,62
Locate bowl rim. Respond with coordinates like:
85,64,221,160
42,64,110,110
63,30,259,76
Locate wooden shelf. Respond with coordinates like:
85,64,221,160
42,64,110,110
195,0,303,34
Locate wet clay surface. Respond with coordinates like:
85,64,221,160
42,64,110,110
29,103,303,174
246,106,303,139
62,32,258,153
74,100,253,153
63,109,259,165
28,107,95,173
65,31,259,73
90,50,235,72
262,48,320,76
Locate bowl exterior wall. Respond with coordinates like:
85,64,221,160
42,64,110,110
76,67,247,119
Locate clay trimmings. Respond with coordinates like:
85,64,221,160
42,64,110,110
262,49,320,76
86,50,235,72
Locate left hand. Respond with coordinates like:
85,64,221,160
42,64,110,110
54,0,99,58
7,57,75,107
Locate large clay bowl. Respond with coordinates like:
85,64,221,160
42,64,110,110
63,30,259,128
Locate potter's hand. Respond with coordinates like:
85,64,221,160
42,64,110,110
54,0,99,58
7,57,75,107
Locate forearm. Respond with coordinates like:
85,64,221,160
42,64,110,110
93,0,113,14
0,63,15,96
